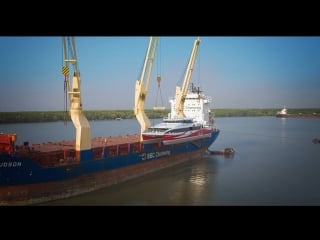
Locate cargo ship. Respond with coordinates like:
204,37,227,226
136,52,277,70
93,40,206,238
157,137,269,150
0,37,220,205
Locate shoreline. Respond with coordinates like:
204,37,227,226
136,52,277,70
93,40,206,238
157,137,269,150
1,108,320,124
276,114,320,119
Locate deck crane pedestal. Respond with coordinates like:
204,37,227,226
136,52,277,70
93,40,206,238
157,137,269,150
62,37,91,161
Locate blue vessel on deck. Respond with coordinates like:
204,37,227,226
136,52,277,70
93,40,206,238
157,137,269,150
0,37,219,205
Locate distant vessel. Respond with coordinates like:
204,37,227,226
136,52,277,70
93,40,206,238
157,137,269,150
0,37,219,205
276,106,320,119
276,106,288,118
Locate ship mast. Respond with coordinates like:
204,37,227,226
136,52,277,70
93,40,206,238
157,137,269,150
62,37,91,160
134,36,159,141
175,37,201,118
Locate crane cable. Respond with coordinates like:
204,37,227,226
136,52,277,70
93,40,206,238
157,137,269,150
154,38,165,110
155,76,165,109
61,37,70,125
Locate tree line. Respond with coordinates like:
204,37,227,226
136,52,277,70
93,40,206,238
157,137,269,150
0,110,169,124
0,108,319,124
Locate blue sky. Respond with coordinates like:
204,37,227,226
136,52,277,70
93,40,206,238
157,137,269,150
0,36,320,112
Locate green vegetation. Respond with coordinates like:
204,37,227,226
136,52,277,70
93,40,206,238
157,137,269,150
1,108,320,124
214,108,276,117
0,109,169,124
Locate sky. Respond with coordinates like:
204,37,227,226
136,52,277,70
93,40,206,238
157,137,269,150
0,36,320,112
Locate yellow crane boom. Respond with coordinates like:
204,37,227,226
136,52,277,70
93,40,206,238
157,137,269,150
175,37,201,118
62,37,91,158
134,36,159,140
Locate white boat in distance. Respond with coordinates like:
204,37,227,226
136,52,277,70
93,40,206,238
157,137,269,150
276,106,288,118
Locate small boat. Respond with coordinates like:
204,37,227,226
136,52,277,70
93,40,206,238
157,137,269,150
276,106,288,118
312,138,320,144
207,147,235,156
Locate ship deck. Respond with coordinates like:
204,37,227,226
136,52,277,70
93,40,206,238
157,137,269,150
18,134,141,153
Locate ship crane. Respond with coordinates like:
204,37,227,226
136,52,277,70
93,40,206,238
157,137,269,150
174,37,201,118
62,37,91,160
134,36,159,140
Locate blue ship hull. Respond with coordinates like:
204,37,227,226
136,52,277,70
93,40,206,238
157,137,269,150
0,129,219,205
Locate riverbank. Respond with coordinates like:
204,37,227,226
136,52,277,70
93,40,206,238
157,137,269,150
1,108,320,124
277,114,320,119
